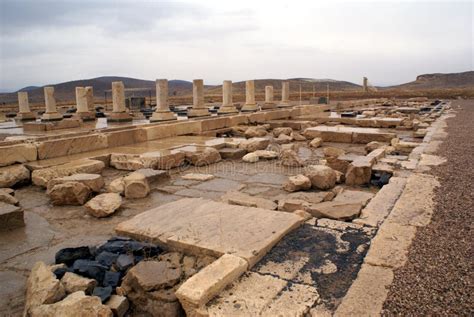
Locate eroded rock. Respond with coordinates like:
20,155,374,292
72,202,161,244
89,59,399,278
85,193,122,218
305,165,336,190
48,181,92,206
283,174,311,192
0,164,30,188
280,149,304,167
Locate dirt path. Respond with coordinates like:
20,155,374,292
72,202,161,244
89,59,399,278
382,100,474,315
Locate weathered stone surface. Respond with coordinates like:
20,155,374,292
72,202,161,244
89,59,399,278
345,157,373,186
32,159,105,188
218,147,246,159
278,199,309,213
283,174,311,192
333,189,374,206
307,201,363,220
254,150,278,160
47,173,104,193
107,177,125,195
367,148,386,162
365,141,383,153
242,152,259,163
305,126,395,143
140,150,185,170
221,191,277,210
110,153,144,171
176,254,247,315
0,201,24,230
36,134,108,160
0,143,37,167
30,291,112,317
182,173,215,181
0,164,30,187
85,193,122,218
325,156,351,174
184,147,222,166
273,127,292,137
122,260,181,292
116,198,303,267
275,133,293,144
61,272,97,294
239,137,270,152
123,172,150,199
244,126,268,138
291,131,307,141
24,261,66,315
135,168,169,184
305,165,336,190
309,137,323,148
105,295,129,317
48,182,92,206
280,149,304,167
283,191,333,204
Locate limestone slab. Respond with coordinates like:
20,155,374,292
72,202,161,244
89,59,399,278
115,198,303,267
304,126,395,144
36,134,108,160
0,143,37,167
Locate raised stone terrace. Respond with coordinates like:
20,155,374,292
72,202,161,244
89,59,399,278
0,83,451,316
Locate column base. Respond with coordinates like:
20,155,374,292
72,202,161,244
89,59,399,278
73,112,96,121
150,111,177,122
187,108,210,118
241,103,258,112
107,112,133,122
261,103,276,110
277,102,292,108
41,112,63,121
15,112,36,121
218,105,239,114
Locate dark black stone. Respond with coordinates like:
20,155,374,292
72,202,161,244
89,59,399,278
115,254,134,272
52,266,73,279
73,260,108,284
371,172,392,188
92,286,113,303
55,246,93,266
103,271,121,288
96,251,119,268
97,238,162,257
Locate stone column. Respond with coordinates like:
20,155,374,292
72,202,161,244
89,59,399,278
261,86,276,110
41,86,63,121
278,81,291,107
150,79,176,122
73,87,95,120
187,79,210,117
218,80,238,114
241,80,258,112
85,86,94,111
108,81,132,122
16,91,36,120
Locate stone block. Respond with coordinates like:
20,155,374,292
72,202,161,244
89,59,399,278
0,143,37,167
0,202,24,230
218,148,246,159
105,295,129,317
105,129,147,148
248,112,266,123
225,115,248,127
345,157,373,186
264,109,291,121
47,173,104,193
140,150,185,170
36,134,108,160
200,117,227,132
176,254,247,315
0,164,31,187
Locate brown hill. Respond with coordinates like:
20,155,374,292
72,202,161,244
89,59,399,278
387,71,474,90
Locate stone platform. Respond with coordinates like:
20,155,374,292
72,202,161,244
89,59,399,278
304,126,396,143
115,198,303,267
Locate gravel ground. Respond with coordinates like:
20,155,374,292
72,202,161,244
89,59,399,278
382,100,474,315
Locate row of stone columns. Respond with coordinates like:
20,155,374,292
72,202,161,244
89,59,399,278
14,79,293,122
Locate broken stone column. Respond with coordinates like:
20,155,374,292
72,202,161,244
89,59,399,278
85,86,94,111
218,80,238,114
108,81,132,122
16,91,36,120
150,79,176,122
241,80,258,112
73,87,95,121
41,86,63,121
278,81,291,107
261,86,276,110
187,79,210,118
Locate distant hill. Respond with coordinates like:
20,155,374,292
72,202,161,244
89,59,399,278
387,71,474,90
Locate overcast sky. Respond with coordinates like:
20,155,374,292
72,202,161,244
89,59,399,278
0,0,472,91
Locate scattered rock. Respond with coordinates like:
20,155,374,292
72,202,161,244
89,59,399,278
242,152,259,163
244,126,267,138
323,147,345,158
291,131,307,141
218,148,247,159
24,261,66,315
55,246,93,266
273,127,293,137
103,271,121,288
30,291,112,317
61,272,97,295
96,251,119,268
254,150,278,160
116,254,135,272
345,157,373,186
283,174,312,192
123,172,150,199
108,177,125,195
275,133,293,144
73,260,108,285
305,165,337,190
239,138,270,152
85,193,122,218
106,295,129,317
365,141,382,153
280,149,304,167
185,148,222,166
278,199,309,212
335,170,345,183
47,173,105,193
0,201,24,230
122,260,182,292
0,189,19,205
0,164,30,188
309,137,323,148
181,173,215,181
307,201,363,220
48,181,92,205
92,286,113,303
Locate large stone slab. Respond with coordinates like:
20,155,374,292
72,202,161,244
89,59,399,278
0,143,37,167
115,198,303,267
36,134,108,160
304,126,395,144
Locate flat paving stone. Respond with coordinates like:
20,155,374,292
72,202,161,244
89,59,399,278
192,178,242,192
246,173,289,186
115,198,303,267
